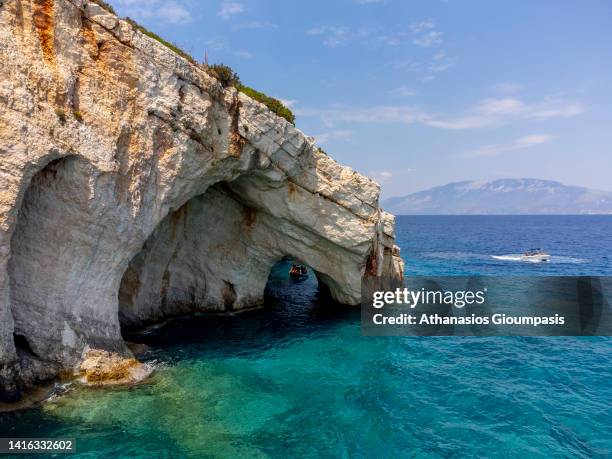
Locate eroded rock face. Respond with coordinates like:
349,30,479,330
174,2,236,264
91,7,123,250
0,0,404,401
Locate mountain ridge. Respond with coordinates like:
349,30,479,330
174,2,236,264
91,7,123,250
383,178,612,215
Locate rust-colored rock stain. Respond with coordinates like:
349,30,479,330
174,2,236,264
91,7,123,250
32,0,55,66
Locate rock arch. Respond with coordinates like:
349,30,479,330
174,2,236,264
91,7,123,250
117,178,371,329
0,0,403,400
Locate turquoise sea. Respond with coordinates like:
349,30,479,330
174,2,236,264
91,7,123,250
1,216,611,458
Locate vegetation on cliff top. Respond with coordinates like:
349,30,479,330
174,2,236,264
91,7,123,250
237,85,295,125
207,64,295,125
207,64,241,88
124,18,196,64
89,0,116,15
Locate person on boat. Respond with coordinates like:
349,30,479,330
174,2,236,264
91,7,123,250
289,264,307,276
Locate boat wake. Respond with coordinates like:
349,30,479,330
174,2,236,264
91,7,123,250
491,255,523,262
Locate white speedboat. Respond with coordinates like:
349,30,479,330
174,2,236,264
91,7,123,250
520,248,550,262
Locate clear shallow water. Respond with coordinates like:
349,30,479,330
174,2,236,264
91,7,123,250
2,216,611,458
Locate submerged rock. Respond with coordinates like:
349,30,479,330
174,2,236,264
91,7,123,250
79,349,152,386
0,0,404,401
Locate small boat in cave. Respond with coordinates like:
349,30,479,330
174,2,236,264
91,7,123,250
289,264,308,279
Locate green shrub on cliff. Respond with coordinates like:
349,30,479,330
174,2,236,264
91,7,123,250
208,64,241,88
237,85,295,125
125,18,195,64
206,64,295,125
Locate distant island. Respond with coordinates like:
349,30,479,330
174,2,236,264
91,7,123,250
383,178,612,215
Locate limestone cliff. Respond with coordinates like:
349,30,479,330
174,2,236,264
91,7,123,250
0,0,404,401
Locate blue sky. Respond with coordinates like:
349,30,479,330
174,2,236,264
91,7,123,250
107,0,612,197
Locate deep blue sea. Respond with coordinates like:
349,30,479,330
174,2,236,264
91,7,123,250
2,216,611,458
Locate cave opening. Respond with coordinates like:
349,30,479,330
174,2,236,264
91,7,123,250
263,257,327,312
7,153,131,376
117,180,342,337
7,155,89,361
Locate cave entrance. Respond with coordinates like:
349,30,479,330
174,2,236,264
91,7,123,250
263,257,328,312
117,181,346,335
6,155,121,367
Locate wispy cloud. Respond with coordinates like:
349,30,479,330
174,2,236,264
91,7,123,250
233,50,253,59
218,1,244,19
314,129,353,144
297,96,585,129
368,169,414,182
464,134,553,157
410,19,443,47
425,51,456,78
232,21,278,30
530,104,584,119
296,105,429,127
410,20,435,33
413,30,443,48
158,1,191,24
205,38,226,51
428,97,584,129
278,98,297,108
307,26,350,48
389,86,418,97
391,50,456,81
111,0,193,24
307,19,445,52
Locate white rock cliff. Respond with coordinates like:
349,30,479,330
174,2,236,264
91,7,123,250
0,0,404,401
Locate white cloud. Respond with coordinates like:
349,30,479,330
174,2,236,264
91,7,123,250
295,105,429,127
410,19,443,48
413,30,443,48
307,26,350,48
390,59,422,72
297,96,585,130
410,20,435,33
158,2,191,24
389,86,418,97
476,98,526,115
426,51,456,75
464,134,553,157
314,129,353,144
390,52,456,81
111,0,193,24
218,1,244,19
530,104,584,119
278,98,297,108
205,38,226,51
376,34,403,46
233,21,278,30
427,97,583,129
233,50,252,59
369,169,414,182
